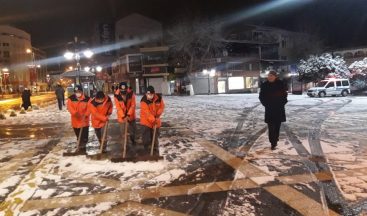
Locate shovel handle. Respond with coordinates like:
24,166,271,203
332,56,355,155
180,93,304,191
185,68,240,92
76,115,86,151
122,120,128,158
99,121,109,153
150,124,157,156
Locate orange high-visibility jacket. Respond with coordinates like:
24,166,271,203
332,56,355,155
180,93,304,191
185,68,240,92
140,94,165,128
114,89,136,123
88,96,113,128
67,94,91,128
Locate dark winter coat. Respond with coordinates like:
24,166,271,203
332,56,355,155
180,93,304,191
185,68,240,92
55,86,65,99
259,79,288,123
21,89,32,110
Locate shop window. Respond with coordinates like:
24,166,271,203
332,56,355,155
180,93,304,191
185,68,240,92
245,77,259,88
228,77,244,90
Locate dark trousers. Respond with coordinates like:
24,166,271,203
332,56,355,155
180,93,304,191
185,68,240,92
95,128,103,143
57,98,63,110
129,120,136,145
267,122,281,146
120,121,136,146
142,125,160,155
95,127,108,151
73,126,89,151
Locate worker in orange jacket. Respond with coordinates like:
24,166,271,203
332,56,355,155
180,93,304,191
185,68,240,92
114,82,136,146
140,86,165,155
88,91,113,152
67,85,91,153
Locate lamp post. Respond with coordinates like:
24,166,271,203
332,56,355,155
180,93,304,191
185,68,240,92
63,36,94,85
2,68,9,93
26,48,42,92
203,69,216,95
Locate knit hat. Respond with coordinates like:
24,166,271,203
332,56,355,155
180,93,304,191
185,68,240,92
95,91,105,99
119,82,127,89
268,71,278,76
146,86,155,94
74,85,83,92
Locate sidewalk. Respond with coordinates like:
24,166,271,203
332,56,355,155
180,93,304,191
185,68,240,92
0,92,56,112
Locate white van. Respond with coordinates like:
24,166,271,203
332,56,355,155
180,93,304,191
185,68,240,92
307,79,350,97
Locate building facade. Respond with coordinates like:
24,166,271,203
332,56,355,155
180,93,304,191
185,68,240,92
111,14,170,94
333,47,367,64
115,13,163,56
187,24,305,94
0,25,32,93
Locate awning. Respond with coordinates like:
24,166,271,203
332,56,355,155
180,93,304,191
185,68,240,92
61,70,95,78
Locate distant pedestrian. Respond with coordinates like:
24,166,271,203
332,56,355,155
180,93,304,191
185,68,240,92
259,71,288,150
55,84,65,110
21,87,32,110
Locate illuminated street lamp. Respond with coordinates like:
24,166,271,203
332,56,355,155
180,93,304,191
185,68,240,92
63,51,74,60
26,48,42,91
96,66,103,72
63,36,94,84
2,67,10,93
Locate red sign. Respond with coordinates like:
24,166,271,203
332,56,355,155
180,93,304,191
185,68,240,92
151,67,161,73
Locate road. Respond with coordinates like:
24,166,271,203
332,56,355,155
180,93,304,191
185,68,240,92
0,94,367,215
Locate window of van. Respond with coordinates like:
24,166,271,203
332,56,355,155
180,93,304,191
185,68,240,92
342,80,349,86
336,81,342,87
317,81,328,87
326,82,334,88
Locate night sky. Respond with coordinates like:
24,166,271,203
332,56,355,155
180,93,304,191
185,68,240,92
1,0,367,56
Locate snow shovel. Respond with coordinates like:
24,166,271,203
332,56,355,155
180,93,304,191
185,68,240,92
136,124,163,162
63,126,86,156
88,121,110,160
111,120,135,162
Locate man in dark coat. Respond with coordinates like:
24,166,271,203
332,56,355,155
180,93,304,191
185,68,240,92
21,88,32,110
259,71,288,150
55,84,65,110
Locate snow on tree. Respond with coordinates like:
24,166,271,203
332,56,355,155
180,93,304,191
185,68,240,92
298,53,350,83
349,58,367,90
349,58,367,75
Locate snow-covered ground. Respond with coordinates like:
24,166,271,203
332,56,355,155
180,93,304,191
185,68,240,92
1,94,367,215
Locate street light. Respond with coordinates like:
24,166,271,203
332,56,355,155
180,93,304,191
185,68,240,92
26,48,39,91
2,68,10,93
63,36,94,85
96,66,103,72
83,50,94,58
64,51,74,60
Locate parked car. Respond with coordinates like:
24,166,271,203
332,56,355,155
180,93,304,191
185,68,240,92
307,78,350,97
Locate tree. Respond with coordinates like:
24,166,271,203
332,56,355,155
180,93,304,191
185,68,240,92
349,58,367,90
288,34,324,63
298,53,350,83
167,19,225,74
349,58,367,75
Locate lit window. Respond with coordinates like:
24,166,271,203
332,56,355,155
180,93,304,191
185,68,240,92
228,77,244,90
245,77,259,88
